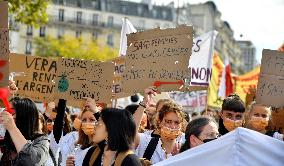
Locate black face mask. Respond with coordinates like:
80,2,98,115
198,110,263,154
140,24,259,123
202,137,217,143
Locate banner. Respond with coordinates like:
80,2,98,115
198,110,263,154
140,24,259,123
123,25,193,93
189,31,217,86
169,91,207,110
207,53,260,108
233,66,260,106
207,53,224,108
119,18,137,56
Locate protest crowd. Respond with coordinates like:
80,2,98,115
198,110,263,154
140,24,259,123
0,1,284,166
0,80,283,166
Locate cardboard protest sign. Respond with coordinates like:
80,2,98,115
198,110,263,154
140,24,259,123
112,56,131,99
0,1,8,29
0,29,9,87
9,53,57,101
271,107,284,134
0,29,9,56
123,25,192,94
0,1,9,87
55,58,114,104
256,49,284,107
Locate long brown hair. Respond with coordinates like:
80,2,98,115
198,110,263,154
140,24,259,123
77,109,96,149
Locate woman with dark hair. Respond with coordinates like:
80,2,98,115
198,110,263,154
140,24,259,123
219,94,246,135
0,97,49,165
180,116,219,152
67,108,142,166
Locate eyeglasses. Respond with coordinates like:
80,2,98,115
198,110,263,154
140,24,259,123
94,121,104,127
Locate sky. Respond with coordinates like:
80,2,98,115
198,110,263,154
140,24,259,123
132,0,284,64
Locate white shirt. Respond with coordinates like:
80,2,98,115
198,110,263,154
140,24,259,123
135,133,184,164
143,130,186,144
55,131,81,166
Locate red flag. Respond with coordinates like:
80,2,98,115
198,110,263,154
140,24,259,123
225,62,234,96
218,57,234,99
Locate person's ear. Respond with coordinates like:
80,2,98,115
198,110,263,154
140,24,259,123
219,111,224,120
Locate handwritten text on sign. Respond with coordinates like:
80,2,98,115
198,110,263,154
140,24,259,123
10,54,57,101
56,58,114,103
123,26,193,93
256,49,284,107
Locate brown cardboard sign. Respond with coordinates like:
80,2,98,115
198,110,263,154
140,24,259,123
9,53,57,101
112,56,130,99
123,25,193,94
0,1,9,87
0,1,8,29
256,49,284,107
271,108,284,134
0,29,9,58
55,58,114,103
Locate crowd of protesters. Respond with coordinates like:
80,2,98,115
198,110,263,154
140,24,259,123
0,81,283,166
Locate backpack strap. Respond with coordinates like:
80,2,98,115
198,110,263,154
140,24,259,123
114,150,134,166
89,147,101,166
49,148,57,166
143,137,159,161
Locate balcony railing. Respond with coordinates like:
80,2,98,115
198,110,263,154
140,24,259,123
48,15,122,29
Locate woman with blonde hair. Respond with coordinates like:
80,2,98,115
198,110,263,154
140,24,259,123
245,101,283,141
55,98,100,166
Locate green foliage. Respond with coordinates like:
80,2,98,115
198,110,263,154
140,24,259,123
34,36,118,61
2,0,50,27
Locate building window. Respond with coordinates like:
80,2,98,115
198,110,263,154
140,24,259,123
122,5,127,13
59,9,64,22
76,30,82,38
39,26,46,37
77,11,82,24
107,16,113,27
139,20,145,29
162,11,168,19
137,6,143,16
77,0,82,7
58,27,64,38
58,0,65,5
92,31,98,40
107,34,113,46
92,14,99,25
26,25,33,36
152,9,157,18
25,40,32,54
